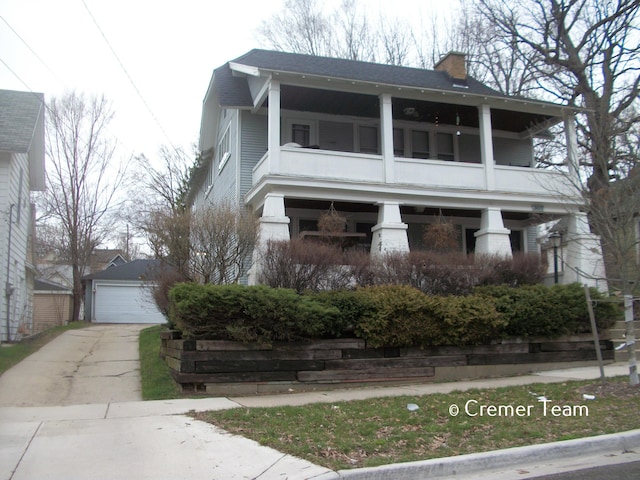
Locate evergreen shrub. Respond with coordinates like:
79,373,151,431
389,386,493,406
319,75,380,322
168,283,620,346
168,283,340,344
474,283,619,337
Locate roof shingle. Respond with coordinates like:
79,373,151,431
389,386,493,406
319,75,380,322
0,89,45,153
212,49,504,108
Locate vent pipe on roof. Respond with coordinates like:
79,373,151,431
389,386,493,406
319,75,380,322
434,52,467,80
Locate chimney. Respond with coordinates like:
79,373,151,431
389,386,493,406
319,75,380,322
434,52,467,80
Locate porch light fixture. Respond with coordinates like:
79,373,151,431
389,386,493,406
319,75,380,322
549,232,561,284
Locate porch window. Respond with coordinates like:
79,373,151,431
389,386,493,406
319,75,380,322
359,126,379,154
436,133,454,161
292,123,311,146
393,128,404,156
411,130,430,159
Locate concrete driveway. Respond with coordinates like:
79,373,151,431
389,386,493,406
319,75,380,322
0,324,146,407
0,324,334,480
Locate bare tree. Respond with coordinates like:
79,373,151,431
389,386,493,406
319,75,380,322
474,0,640,191
129,147,193,276
331,0,377,62
190,204,258,284
40,91,128,321
256,0,437,66
256,0,333,57
472,0,640,384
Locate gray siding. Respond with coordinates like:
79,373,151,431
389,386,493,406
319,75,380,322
240,111,267,205
1,152,34,340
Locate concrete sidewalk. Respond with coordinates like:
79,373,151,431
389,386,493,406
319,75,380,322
2,361,638,479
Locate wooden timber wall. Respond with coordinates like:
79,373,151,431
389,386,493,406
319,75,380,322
160,331,614,395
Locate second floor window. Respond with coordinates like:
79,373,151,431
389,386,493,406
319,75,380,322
359,126,378,154
411,130,430,159
437,133,454,161
218,129,230,171
292,123,311,146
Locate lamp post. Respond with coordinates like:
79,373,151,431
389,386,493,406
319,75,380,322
549,232,561,284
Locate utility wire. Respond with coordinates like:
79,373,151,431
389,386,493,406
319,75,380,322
0,56,35,93
0,14,60,82
80,0,179,152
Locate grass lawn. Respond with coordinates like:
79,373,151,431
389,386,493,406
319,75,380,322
0,322,88,375
139,325,181,400
194,378,640,471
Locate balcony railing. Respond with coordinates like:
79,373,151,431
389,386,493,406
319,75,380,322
253,147,573,197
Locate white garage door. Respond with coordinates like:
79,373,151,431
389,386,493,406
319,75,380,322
93,283,165,324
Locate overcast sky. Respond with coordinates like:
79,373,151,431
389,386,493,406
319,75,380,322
1,0,452,163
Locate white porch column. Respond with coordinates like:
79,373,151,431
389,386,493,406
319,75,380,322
268,79,281,174
564,112,580,186
370,202,409,257
563,212,606,289
380,93,395,183
474,207,512,257
478,104,496,190
248,193,290,284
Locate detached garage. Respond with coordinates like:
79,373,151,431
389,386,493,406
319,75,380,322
82,259,166,324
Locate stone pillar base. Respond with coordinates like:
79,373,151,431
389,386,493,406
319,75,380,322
474,208,512,257
248,193,290,285
370,202,409,257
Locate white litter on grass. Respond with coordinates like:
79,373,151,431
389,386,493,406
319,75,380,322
537,396,549,402
407,403,420,411
583,394,596,400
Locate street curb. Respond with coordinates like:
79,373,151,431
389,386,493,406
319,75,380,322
334,429,640,479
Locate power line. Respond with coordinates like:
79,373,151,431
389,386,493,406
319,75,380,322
0,56,35,93
0,14,60,82
80,0,179,152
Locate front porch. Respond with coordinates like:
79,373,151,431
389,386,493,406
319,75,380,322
247,193,603,289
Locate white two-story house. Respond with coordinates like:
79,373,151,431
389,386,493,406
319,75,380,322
1,89,46,341
191,49,603,286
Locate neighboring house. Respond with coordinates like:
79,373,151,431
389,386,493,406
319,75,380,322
191,49,603,286
82,259,166,324
33,278,73,334
36,249,127,289
0,89,46,342
89,249,127,271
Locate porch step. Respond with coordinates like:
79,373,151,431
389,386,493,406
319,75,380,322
611,320,640,362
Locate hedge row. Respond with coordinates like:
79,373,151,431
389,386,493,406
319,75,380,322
167,283,620,347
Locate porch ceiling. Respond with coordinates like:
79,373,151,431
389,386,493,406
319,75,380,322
284,199,539,222
269,85,558,134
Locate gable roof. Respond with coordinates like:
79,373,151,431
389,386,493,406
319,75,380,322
0,89,45,153
82,259,164,282
207,49,575,124
34,278,72,292
211,49,505,109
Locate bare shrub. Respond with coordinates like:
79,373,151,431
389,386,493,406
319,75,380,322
146,264,188,324
411,251,477,296
476,252,546,287
368,251,543,295
190,204,258,284
343,248,375,287
259,239,354,292
371,251,477,296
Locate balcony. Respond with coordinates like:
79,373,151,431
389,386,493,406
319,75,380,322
252,146,574,200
